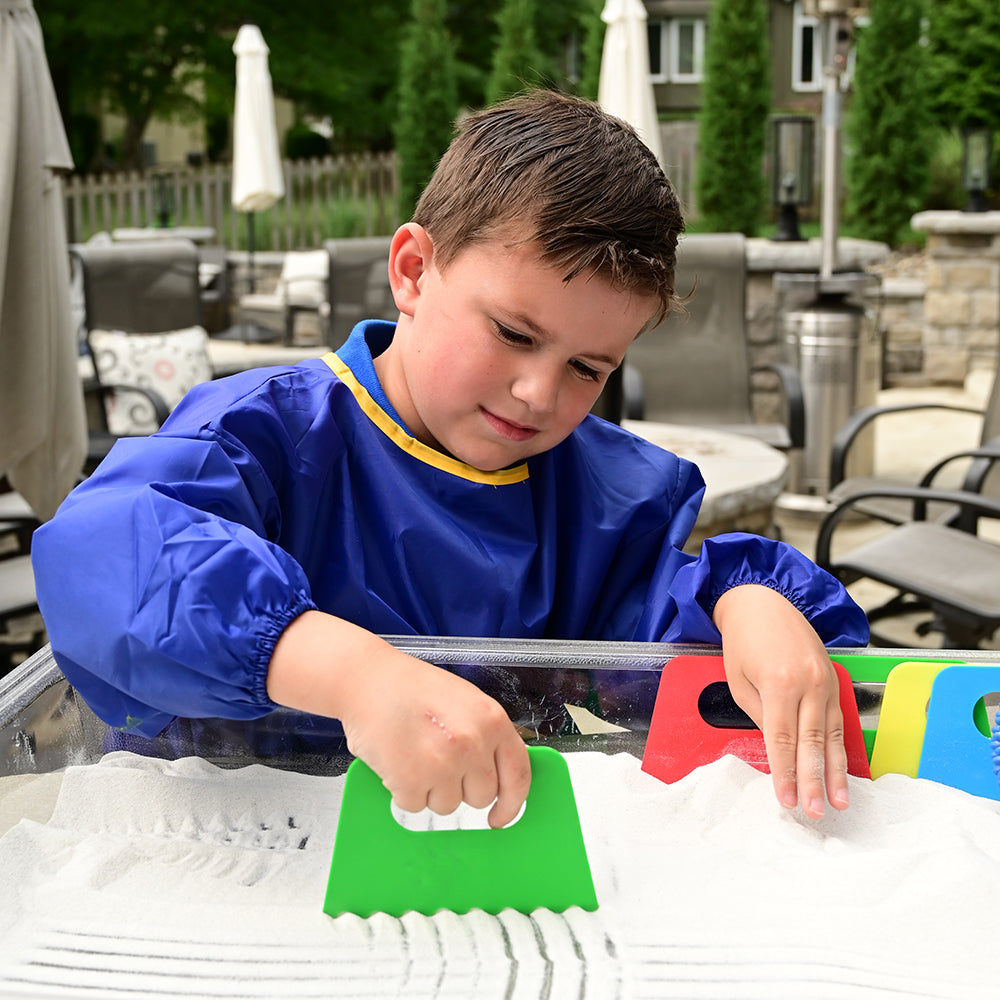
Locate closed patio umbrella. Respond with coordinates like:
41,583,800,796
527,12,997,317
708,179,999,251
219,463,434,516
0,0,85,519
598,0,664,167
231,24,285,296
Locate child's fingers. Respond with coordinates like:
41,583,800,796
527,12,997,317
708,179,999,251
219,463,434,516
461,760,500,810
758,690,802,811
791,694,833,818
487,734,532,829
824,701,850,811
425,779,465,816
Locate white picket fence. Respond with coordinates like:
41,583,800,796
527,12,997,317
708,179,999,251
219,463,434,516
63,151,400,249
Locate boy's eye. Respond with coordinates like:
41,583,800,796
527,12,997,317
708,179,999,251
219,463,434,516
570,359,602,382
496,324,531,347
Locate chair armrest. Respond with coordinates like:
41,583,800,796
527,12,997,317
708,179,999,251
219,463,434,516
815,484,1000,569
917,438,1000,491
917,436,1000,532
84,381,171,428
0,514,40,558
827,402,984,490
751,361,805,449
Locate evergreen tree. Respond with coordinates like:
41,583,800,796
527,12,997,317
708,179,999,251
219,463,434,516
394,0,459,218
485,0,548,106
845,0,932,246
577,0,606,102
696,0,770,234
926,0,1000,132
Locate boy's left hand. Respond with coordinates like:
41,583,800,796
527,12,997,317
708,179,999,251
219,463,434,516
712,584,850,819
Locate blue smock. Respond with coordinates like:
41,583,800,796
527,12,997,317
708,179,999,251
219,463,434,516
32,321,868,736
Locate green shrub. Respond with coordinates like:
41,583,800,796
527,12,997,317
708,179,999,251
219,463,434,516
696,0,770,235
844,0,932,246
395,0,459,218
486,0,548,105
926,0,1000,132
285,124,331,161
924,129,966,211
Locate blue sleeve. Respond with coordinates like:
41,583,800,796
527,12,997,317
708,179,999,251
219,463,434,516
637,532,869,647
32,381,318,737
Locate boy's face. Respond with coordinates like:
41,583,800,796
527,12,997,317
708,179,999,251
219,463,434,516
376,226,658,471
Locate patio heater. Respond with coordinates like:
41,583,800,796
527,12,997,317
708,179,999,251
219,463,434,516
776,0,880,499
962,125,993,213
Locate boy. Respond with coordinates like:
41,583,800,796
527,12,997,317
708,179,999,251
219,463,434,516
33,91,868,828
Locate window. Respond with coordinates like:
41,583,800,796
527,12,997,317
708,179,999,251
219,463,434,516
648,17,706,84
670,18,706,82
648,20,668,82
792,2,822,92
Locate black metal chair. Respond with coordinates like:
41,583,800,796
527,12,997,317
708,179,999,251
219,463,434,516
826,346,1000,527
816,460,1000,648
0,492,43,676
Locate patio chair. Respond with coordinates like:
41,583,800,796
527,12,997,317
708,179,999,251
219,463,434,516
323,237,396,348
0,492,43,676
625,232,804,451
72,238,208,474
238,249,329,346
197,245,231,334
825,358,1000,527
815,470,1000,648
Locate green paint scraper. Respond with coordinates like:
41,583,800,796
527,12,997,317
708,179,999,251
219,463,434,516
323,745,598,917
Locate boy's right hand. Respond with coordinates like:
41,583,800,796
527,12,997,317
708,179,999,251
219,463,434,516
340,649,531,828
267,611,531,828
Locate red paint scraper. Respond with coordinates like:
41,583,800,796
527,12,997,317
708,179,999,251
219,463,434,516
641,655,870,784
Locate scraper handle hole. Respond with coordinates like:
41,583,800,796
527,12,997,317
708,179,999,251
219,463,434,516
389,797,527,832
697,681,758,730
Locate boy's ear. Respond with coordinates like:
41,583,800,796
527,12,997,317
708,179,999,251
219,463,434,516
388,223,434,317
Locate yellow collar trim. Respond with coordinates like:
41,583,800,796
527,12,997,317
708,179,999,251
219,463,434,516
322,353,530,485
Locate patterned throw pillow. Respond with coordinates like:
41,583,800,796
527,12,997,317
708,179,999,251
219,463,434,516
89,326,212,435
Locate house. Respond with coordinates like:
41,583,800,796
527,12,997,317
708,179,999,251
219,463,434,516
643,0,848,116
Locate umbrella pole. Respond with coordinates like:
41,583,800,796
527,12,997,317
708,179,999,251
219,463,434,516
247,212,256,293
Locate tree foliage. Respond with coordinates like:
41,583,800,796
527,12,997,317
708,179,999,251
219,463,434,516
394,0,459,218
39,0,215,169
577,0,606,102
696,0,770,235
925,0,1000,131
485,0,549,106
35,0,593,171
845,0,933,246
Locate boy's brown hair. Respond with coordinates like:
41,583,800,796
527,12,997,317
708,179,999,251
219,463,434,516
413,90,684,325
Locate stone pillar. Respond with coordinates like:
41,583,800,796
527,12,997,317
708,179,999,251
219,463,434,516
911,211,1000,382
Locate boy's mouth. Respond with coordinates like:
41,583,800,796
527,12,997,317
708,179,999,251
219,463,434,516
479,407,539,443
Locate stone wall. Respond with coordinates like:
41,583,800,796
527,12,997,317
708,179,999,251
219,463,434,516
877,277,926,383
912,211,1000,382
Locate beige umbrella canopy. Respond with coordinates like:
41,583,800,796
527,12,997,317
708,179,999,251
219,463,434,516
231,24,285,293
0,0,85,519
598,0,664,167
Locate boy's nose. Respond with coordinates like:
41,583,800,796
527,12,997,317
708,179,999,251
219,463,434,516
510,365,559,413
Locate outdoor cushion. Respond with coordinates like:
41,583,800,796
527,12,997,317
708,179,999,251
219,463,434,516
89,325,212,435
279,249,328,308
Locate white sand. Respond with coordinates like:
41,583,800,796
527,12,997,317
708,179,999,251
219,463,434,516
0,750,998,999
